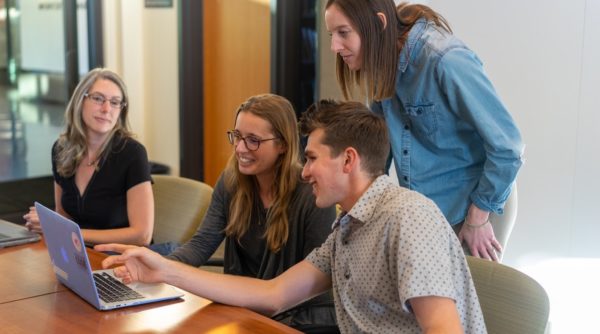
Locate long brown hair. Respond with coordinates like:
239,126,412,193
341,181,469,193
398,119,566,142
223,94,302,253
55,68,132,177
327,0,451,102
396,2,452,54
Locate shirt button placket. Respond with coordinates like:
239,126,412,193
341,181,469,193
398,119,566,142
339,219,351,281
401,121,411,187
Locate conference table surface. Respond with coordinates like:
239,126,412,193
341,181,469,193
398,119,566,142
0,239,301,333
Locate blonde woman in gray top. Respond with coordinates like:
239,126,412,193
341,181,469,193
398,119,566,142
167,94,337,331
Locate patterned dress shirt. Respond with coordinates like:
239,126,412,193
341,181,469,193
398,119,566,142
306,175,486,333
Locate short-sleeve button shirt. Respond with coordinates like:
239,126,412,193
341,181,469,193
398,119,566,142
306,175,486,333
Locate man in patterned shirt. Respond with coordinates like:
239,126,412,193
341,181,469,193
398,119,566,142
99,100,486,333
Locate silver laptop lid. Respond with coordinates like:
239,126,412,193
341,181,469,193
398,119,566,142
0,219,41,248
35,202,103,308
35,202,183,310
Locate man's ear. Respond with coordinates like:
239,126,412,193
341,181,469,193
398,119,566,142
377,12,387,30
342,147,359,173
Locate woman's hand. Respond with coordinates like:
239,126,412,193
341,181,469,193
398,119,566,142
458,204,502,261
23,206,43,234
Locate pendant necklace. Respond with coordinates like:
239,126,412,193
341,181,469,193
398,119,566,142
86,154,98,167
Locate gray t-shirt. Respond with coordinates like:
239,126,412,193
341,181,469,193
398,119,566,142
306,175,486,333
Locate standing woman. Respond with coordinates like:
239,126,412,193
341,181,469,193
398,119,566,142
24,68,153,246
324,0,524,261
167,94,337,332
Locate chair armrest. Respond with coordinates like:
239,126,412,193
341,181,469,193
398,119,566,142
205,257,224,267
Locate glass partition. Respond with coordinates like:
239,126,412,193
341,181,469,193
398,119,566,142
0,0,89,181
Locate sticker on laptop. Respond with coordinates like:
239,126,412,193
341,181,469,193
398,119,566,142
71,232,87,269
53,264,69,281
72,232,83,252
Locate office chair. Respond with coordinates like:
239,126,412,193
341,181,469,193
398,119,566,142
152,175,224,270
489,183,518,261
467,256,550,334
152,175,213,244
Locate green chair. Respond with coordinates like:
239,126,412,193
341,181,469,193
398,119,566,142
467,256,550,334
152,175,213,244
152,175,224,272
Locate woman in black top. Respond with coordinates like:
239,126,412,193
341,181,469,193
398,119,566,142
24,68,153,246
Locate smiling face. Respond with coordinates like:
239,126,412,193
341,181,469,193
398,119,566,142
325,3,363,71
233,111,285,181
302,128,348,208
82,79,123,141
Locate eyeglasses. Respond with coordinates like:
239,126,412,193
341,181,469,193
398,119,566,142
227,130,279,151
84,92,127,110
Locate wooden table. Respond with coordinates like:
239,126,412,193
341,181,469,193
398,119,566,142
0,240,65,304
0,240,301,333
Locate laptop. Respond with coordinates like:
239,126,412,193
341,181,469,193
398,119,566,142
35,202,183,310
0,218,41,248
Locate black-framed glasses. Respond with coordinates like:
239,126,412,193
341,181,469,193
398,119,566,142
227,130,279,151
84,92,127,110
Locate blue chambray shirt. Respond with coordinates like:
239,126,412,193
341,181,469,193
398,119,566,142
371,19,524,225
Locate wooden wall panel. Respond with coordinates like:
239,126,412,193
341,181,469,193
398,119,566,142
203,0,271,186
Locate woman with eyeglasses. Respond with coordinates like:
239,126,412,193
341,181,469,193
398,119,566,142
167,94,338,332
23,68,153,246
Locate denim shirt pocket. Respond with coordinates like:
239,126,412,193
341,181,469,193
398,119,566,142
404,104,438,136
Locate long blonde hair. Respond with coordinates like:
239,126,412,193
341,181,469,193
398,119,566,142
223,94,302,253
54,68,132,177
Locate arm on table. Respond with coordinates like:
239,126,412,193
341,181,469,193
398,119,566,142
97,243,332,316
24,182,70,233
83,181,154,246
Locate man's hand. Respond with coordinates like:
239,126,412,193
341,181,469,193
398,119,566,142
95,244,169,284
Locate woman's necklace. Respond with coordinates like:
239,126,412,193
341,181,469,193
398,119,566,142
86,153,98,167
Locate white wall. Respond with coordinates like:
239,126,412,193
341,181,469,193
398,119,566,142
571,0,600,256
103,0,180,176
426,0,600,265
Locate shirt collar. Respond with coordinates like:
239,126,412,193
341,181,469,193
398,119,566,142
398,18,428,73
332,175,394,229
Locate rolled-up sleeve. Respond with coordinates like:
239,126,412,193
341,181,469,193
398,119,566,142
437,48,524,213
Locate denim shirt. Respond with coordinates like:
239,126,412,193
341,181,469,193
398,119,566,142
371,19,524,225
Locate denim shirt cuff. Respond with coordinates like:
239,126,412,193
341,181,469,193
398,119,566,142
470,193,505,215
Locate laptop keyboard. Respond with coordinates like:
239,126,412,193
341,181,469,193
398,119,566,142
94,272,144,303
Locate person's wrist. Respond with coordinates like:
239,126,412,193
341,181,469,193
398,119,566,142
464,218,490,228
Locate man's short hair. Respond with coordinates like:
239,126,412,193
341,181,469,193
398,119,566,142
299,99,390,177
